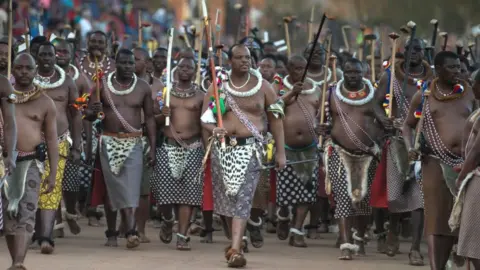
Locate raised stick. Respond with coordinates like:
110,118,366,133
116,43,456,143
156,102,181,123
359,25,367,61
330,55,337,83
165,28,174,126
430,19,438,60
365,34,377,82
301,14,327,83
202,0,225,149
341,25,351,52
215,9,221,48
440,32,448,51
318,30,332,146
283,16,292,58
456,40,464,55
468,41,477,63
307,6,315,43
196,21,204,86
138,11,143,47
24,18,30,52
94,57,104,120
387,32,400,118
400,21,417,111
7,0,12,78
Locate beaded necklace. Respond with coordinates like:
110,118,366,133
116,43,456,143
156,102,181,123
13,87,43,104
79,54,112,78
34,65,66,89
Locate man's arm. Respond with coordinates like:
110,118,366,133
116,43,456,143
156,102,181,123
143,83,157,150
0,79,16,158
44,96,59,179
67,77,82,150
402,91,422,151
264,81,285,156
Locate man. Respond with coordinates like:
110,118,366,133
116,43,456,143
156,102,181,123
373,38,433,265
151,48,168,82
402,51,475,269
87,49,156,249
78,31,115,85
53,38,92,237
303,42,343,86
30,36,47,60
259,55,277,84
275,55,288,78
3,53,58,270
131,47,164,243
0,37,14,82
32,42,82,254
201,44,286,267
452,69,480,269
273,56,320,247
263,42,277,55
318,58,384,260
153,56,204,251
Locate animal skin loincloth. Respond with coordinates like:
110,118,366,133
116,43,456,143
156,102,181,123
285,144,317,185
324,139,376,203
164,141,202,180
449,168,480,231
100,135,148,175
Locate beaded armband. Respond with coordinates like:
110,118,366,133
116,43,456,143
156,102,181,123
267,98,285,119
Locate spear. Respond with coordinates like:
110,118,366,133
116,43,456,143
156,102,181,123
202,0,225,149
165,28,174,127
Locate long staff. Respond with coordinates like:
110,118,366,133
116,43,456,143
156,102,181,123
399,21,416,112
307,6,315,43
215,9,224,67
165,28,174,127
341,25,351,52
468,41,477,63
94,58,104,119
196,21,204,86
318,32,332,146
202,0,225,148
387,32,400,118
7,0,12,78
283,17,292,58
364,34,377,82
430,19,438,59
330,55,337,83
440,32,448,51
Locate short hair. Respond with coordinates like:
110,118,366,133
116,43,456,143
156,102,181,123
261,54,277,66
115,48,134,61
434,51,459,68
132,47,150,60
31,36,47,46
228,44,249,60
88,31,107,40
37,42,56,55
287,55,307,65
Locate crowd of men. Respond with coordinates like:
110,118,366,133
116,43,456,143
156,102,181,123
0,20,479,270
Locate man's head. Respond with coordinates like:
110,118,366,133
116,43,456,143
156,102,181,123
263,42,277,55
343,58,365,89
176,57,196,82
304,42,325,67
115,49,135,79
37,42,56,71
276,54,288,77
404,38,425,66
53,38,73,67
132,47,150,75
286,55,307,83
13,53,37,87
259,55,277,81
152,48,168,72
30,36,47,59
434,51,461,86
228,44,251,73
88,31,108,59
0,37,13,71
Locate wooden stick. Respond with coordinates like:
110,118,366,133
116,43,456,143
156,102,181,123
283,17,292,58
319,32,332,146
330,55,337,83
440,32,448,51
214,9,221,46
165,28,174,127
387,32,400,118
138,11,142,47
202,0,225,149
430,19,438,59
196,21,204,86
341,25,351,52
7,0,12,78
365,34,377,82
94,57,104,120
307,6,315,43
380,29,385,63
24,18,30,52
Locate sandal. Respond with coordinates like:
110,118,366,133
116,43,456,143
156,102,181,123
104,230,119,247
409,250,425,266
125,230,140,249
339,243,358,260
276,208,291,241
225,248,247,268
159,216,175,244
288,228,307,248
65,212,81,235
176,233,191,251
247,218,264,248
385,232,399,257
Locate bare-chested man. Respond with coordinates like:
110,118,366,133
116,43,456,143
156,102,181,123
30,36,47,60
3,53,58,270
151,48,168,83
259,55,277,84
273,56,321,247
403,51,475,269
0,38,14,83
32,42,82,254
201,44,286,268
87,48,156,249
452,68,480,269
52,38,92,237
153,56,205,251
131,47,164,243
318,58,383,260
373,38,433,265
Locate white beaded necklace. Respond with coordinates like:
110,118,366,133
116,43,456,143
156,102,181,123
309,67,331,87
34,65,66,89
335,78,375,106
225,68,262,97
69,64,79,81
106,71,138,96
282,75,317,95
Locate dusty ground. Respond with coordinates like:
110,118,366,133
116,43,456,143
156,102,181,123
0,219,467,270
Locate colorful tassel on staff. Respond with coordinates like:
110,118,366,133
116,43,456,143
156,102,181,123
414,80,429,119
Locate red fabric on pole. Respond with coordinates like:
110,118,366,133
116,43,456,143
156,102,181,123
202,157,214,211
370,142,389,208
